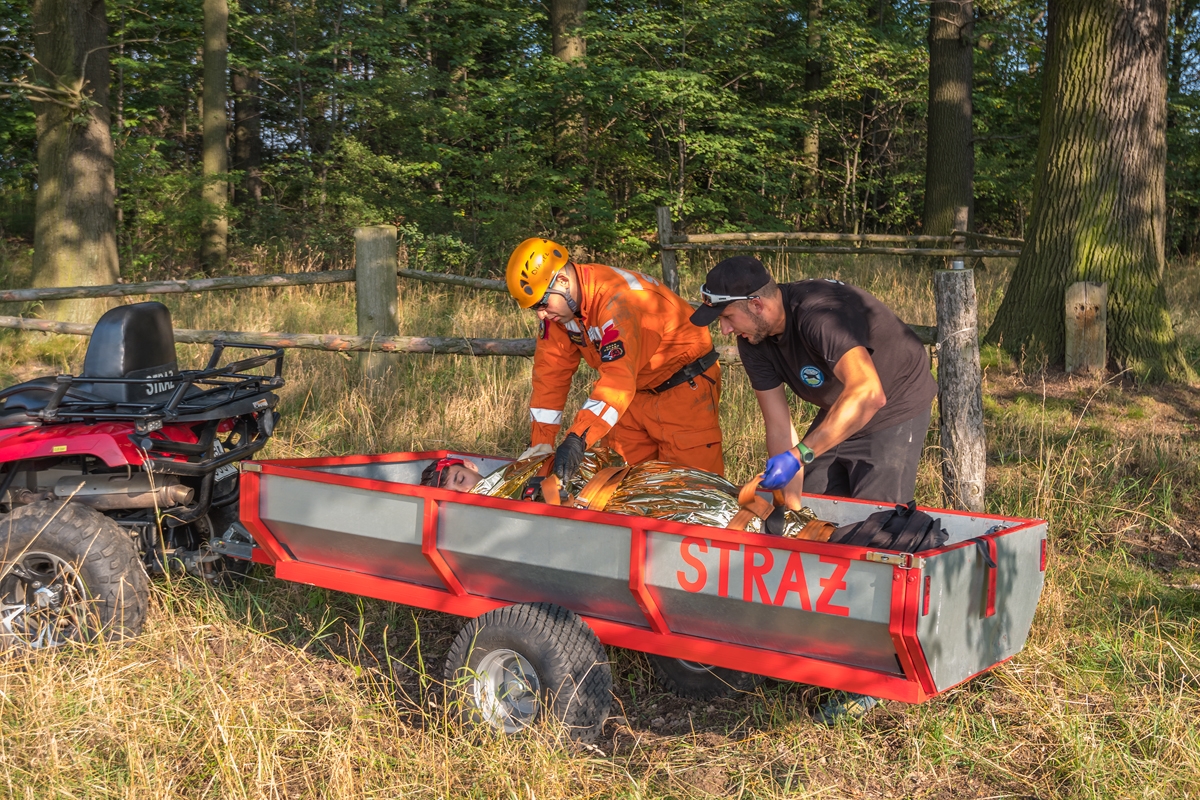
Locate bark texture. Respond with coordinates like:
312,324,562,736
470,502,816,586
985,0,1191,381
923,0,975,240
802,0,821,196
201,0,229,271
31,0,119,324
934,268,985,511
550,0,587,61
232,68,262,205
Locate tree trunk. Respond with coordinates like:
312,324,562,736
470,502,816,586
985,0,1191,381
201,0,229,271
923,0,975,243
232,68,262,205
30,0,119,324
550,0,586,61
801,0,821,198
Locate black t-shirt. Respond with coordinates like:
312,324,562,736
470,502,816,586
738,280,937,437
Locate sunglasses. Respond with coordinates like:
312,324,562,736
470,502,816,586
700,284,759,307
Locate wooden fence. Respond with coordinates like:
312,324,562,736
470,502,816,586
0,220,1019,511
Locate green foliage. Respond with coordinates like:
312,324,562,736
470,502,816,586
17,0,1200,271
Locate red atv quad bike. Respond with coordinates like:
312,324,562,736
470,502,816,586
0,301,283,651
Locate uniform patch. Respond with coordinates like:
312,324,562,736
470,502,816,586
601,325,621,345
539,319,548,339
600,340,626,362
567,329,585,345
800,365,825,387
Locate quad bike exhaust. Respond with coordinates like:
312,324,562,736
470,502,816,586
51,473,194,510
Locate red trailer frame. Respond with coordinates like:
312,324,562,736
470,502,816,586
240,451,1047,704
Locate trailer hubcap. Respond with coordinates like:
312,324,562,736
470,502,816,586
473,649,540,733
0,552,88,650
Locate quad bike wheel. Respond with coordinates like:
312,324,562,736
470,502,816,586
0,501,149,651
649,655,763,700
444,603,612,743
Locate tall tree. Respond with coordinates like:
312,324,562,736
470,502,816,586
986,0,1190,381
923,0,974,240
232,67,262,206
551,0,587,61
201,0,228,270
29,0,119,323
801,0,821,199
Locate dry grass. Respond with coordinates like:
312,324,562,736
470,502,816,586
0,242,1198,798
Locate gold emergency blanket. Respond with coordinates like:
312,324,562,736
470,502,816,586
469,446,624,500
471,448,817,536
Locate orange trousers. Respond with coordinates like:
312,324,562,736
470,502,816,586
601,363,724,476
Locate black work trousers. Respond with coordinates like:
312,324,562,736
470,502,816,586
802,405,932,505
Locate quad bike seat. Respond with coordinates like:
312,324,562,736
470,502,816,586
0,302,180,428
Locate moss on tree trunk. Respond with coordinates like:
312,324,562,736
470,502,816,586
985,0,1192,382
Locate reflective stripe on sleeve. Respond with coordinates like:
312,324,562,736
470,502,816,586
611,266,646,290
581,398,606,416
530,408,563,424
581,398,620,428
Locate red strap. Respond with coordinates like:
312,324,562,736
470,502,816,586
985,538,998,618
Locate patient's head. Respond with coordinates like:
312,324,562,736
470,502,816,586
420,457,482,491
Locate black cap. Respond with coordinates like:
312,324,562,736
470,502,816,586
689,256,773,326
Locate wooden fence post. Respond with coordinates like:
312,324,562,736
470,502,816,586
656,206,680,294
934,260,986,512
355,225,399,379
1064,281,1107,374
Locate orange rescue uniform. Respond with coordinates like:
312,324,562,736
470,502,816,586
529,263,724,475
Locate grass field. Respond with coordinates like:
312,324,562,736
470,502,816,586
0,243,1199,798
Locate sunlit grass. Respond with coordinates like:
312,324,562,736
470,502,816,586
0,242,1197,797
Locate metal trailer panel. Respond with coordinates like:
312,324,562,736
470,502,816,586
257,473,442,588
311,456,509,486
644,530,900,673
243,451,1049,704
916,522,1047,692
437,500,648,627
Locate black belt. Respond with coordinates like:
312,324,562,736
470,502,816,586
644,350,719,395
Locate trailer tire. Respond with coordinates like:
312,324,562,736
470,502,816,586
0,501,149,652
649,655,763,700
444,602,612,743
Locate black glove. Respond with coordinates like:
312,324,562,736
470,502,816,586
764,505,788,536
553,432,587,484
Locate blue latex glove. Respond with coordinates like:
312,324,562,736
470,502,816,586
761,449,801,490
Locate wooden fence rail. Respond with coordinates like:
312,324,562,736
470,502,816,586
0,313,937,358
0,267,504,304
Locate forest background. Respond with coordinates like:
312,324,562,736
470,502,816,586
3,0,1199,279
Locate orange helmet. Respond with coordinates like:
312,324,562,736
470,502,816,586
506,238,569,309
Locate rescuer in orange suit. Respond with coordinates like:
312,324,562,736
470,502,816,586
506,238,724,483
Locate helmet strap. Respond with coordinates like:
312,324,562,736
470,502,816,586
561,264,581,317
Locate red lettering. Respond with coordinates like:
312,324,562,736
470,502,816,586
712,540,740,598
815,555,851,616
773,550,812,610
743,546,775,603
677,537,708,592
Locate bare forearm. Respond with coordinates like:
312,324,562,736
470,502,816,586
803,388,882,456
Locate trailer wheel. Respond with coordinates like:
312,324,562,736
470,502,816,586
444,603,612,742
0,501,149,652
649,655,763,700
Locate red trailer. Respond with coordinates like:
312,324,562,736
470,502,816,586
223,450,1047,741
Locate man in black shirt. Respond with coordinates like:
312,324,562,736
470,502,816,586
691,256,936,509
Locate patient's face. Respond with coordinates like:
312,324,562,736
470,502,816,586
443,462,482,491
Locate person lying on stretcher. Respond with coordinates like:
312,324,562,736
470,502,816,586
420,447,833,539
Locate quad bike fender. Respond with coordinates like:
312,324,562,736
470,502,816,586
0,421,200,468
